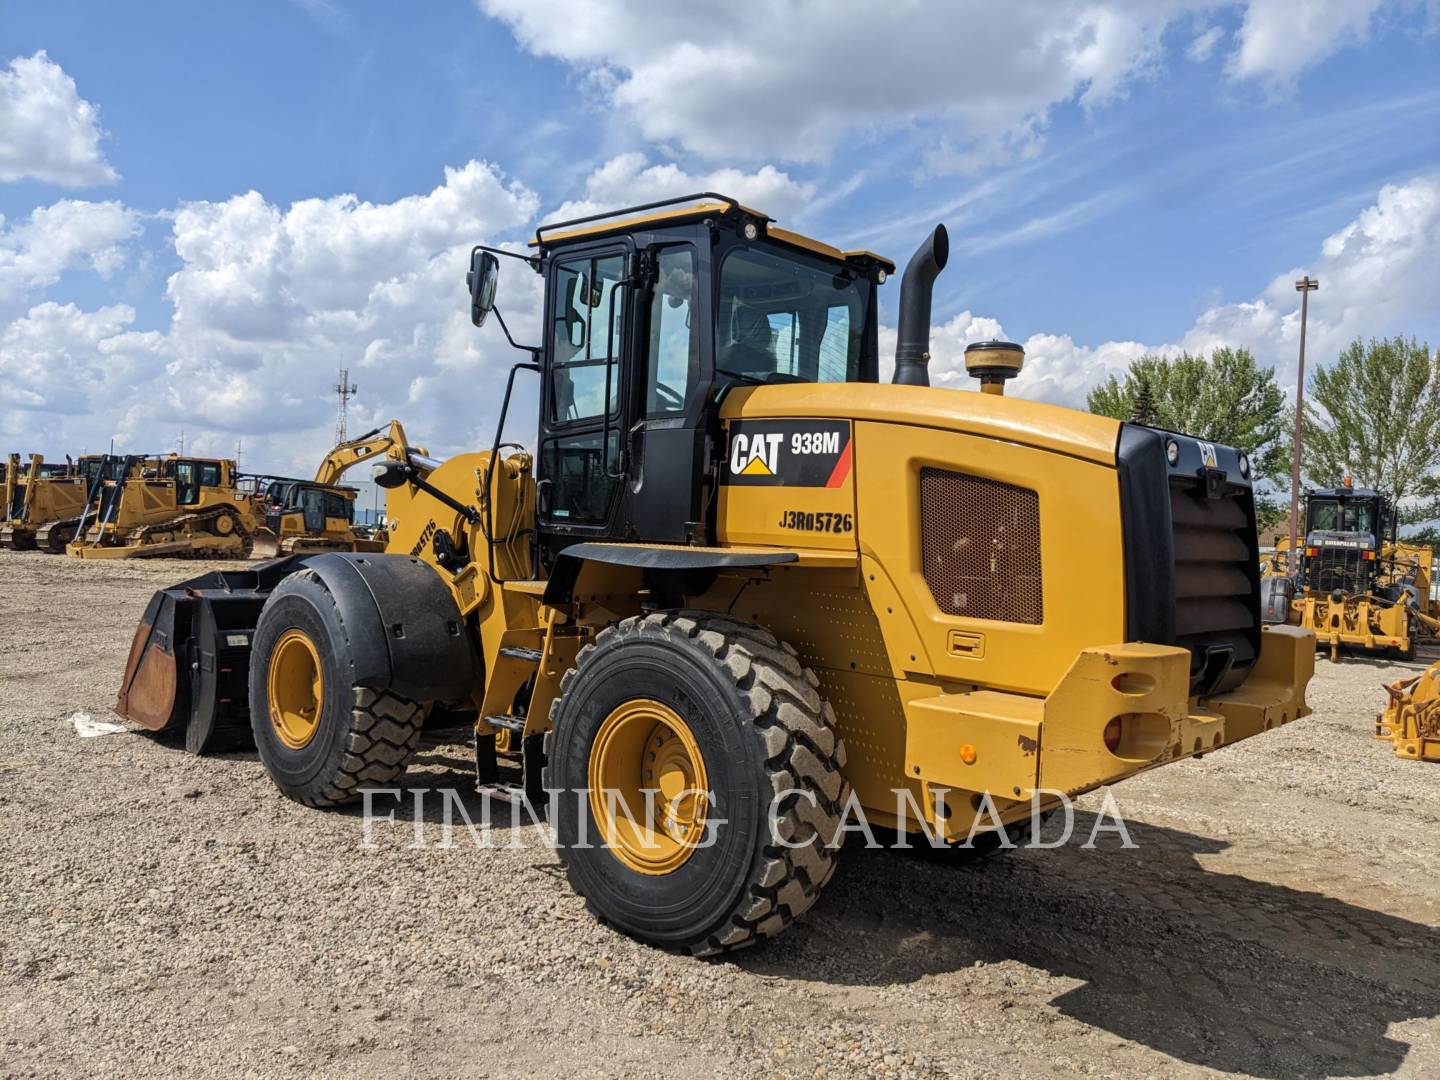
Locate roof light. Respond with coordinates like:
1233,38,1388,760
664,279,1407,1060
877,269,887,284
1238,452,1251,478
1166,439,1179,466
742,222,759,241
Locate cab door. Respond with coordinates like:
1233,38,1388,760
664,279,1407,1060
536,243,633,560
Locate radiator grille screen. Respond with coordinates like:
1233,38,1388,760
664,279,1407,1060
919,467,1043,624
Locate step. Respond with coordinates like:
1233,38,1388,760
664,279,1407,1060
483,714,526,735
498,646,543,664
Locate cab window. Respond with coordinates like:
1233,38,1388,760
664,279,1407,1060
644,247,697,416
1308,499,1374,533
715,246,868,385
550,253,625,423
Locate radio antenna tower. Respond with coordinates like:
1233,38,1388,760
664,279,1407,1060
334,368,357,445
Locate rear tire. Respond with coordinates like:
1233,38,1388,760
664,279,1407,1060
249,569,428,806
545,610,848,956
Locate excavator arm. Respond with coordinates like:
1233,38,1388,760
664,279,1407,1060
313,420,420,485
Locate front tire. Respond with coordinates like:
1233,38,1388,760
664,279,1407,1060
545,611,849,956
249,569,428,806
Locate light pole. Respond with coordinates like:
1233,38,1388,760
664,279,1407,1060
1288,275,1319,574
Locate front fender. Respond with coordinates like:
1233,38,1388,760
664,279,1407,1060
300,552,477,703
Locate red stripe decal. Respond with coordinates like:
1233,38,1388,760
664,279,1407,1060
824,439,853,488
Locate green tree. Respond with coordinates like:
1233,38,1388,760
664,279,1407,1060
1301,336,1440,521
1089,347,1288,474
1130,373,1158,426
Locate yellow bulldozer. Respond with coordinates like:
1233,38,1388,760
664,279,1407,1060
116,194,1314,954
249,421,415,557
65,453,262,559
1,453,91,552
1261,483,1436,660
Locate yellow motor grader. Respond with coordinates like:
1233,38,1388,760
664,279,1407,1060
1,453,90,552
1261,483,1436,660
65,453,261,559
116,194,1314,955
249,421,415,557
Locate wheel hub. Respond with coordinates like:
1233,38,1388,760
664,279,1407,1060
268,629,324,749
588,699,709,875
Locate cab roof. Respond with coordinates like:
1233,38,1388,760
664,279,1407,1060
530,191,895,274
1311,486,1386,500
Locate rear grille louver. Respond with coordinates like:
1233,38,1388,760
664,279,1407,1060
1169,478,1260,693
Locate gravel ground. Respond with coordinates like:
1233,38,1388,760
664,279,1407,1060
3,549,1439,1078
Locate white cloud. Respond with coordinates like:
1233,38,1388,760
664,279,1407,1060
0,301,156,417
914,175,1440,406
1,162,544,472
0,51,118,186
549,153,815,221
1188,24,1226,61
480,0,1186,164
0,199,141,306
477,1,1420,166
1228,0,1388,86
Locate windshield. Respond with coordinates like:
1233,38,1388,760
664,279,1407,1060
715,245,869,385
1309,499,1375,534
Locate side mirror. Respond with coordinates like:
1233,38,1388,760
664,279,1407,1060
371,460,410,490
467,250,499,328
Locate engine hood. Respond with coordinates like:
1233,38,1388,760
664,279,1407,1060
720,382,1122,466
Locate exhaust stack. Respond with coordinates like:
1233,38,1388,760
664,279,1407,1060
891,224,949,387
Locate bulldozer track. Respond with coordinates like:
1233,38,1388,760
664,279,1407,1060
32,517,81,554
94,505,256,559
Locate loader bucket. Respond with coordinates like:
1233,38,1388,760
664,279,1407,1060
115,556,310,745
116,589,189,732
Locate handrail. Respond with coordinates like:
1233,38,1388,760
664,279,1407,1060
600,279,628,481
533,191,758,247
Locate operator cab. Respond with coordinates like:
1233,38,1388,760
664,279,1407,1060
468,194,893,567
158,457,230,507
1301,483,1395,595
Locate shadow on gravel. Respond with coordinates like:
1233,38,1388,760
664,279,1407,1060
744,812,1440,1078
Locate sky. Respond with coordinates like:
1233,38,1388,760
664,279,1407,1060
1,0,1439,489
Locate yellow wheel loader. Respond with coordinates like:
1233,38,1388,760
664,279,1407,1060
66,454,261,559
249,421,416,558
1,453,89,552
117,194,1314,955
1261,483,1437,660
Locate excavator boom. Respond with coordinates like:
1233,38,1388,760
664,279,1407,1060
312,420,416,485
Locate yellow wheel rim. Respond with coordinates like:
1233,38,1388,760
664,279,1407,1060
587,699,709,875
214,514,235,535
268,629,324,750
